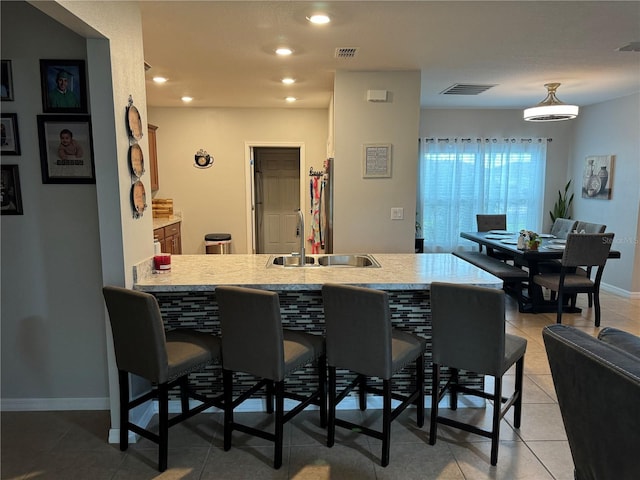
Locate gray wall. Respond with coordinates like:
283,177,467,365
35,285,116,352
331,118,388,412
1,0,150,430
571,94,640,293
0,0,107,408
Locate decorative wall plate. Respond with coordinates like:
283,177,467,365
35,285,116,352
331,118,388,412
126,104,143,140
128,143,145,177
130,180,147,217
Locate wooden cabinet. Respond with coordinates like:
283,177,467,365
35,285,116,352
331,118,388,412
154,221,181,254
148,124,159,191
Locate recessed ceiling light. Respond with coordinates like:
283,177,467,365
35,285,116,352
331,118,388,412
282,77,296,85
181,96,193,103
285,96,297,103
275,47,293,56
152,76,168,84
307,14,330,24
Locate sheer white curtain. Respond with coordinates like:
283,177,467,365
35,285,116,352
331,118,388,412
416,138,547,252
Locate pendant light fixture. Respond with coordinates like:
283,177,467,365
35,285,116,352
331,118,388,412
524,83,579,122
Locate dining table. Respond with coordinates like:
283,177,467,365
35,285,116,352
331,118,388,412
459,230,621,313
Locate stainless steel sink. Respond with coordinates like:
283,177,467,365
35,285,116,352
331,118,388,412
268,254,380,268
317,254,380,267
270,255,315,267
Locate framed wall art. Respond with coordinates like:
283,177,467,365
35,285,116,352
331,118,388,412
582,155,614,200
1,60,14,101
1,113,21,155
362,143,392,178
39,59,87,113
1,165,24,215
37,115,95,184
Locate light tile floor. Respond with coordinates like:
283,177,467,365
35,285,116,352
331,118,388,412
2,291,639,479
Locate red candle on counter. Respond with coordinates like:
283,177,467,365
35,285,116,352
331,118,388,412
154,253,171,271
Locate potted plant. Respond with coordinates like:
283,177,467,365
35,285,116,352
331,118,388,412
550,180,574,222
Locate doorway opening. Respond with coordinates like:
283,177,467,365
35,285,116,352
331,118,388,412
250,146,302,254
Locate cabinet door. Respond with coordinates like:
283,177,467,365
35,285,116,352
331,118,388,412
148,124,159,191
161,237,172,254
170,234,182,254
165,222,181,254
153,227,165,242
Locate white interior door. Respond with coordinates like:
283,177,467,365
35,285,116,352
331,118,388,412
254,148,300,254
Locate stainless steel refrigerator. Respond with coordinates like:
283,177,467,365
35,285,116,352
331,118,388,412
322,157,334,253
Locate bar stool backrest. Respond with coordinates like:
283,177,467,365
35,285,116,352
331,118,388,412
322,284,393,379
215,286,285,381
103,286,169,383
430,283,506,376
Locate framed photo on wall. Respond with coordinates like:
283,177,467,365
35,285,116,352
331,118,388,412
37,115,95,184
1,165,24,215
1,60,14,101
1,113,21,155
39,59,87,113
582,154,614,200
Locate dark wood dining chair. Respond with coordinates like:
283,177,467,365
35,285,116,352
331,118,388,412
574,222,606,306
533,233,614,327
549,218,578,239
476,214,512,261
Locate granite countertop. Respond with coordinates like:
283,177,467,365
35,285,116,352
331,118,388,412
153,214,181,230
133,253,502,292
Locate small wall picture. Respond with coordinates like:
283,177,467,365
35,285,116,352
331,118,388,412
582,155,614,200
362,143,392,178
37,115,95,184
1,60,14,101
1,165,24,215
1,113,20,155
39,59,87,113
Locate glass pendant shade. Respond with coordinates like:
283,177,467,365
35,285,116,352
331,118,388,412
524,83,579,122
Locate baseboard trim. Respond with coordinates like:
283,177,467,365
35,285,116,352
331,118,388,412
1,397,109,411
601,282,637,299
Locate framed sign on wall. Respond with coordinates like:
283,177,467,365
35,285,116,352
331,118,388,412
362,143,391,178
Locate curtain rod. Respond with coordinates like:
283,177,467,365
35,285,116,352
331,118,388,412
420,137,552,143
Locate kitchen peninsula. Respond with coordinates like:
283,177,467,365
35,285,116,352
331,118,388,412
133,253,502,397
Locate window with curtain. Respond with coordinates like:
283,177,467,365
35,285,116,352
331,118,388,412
416,137,547,252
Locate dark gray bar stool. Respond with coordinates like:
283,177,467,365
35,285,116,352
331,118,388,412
215,285,327,469
429,282,527,465
102,286,222,472
321,283,426,467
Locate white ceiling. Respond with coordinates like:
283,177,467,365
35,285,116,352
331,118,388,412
140,1,640,110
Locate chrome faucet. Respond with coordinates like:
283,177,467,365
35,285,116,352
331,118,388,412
295,208,305,266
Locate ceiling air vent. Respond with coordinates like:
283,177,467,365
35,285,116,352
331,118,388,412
617,42,640,52
440,84,497,95
144,61,152,71
335,47,359,59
